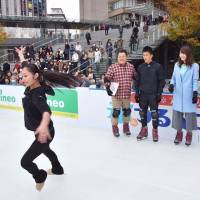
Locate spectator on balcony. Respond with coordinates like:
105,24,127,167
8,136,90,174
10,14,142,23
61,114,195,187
10,71,19,85
80,53,90,76
71,51,79,72
87,66,96,84
118,24,123,38
75,42,82,57
105,24,109,35
88,47,95,65
125,18,131,29
69,44,75,60
106,39,113,67
132,25,139,38
4,71,12,84
114,38,123,56
98,41,105,59
129,33,138,53
96,73,105,89
85,31,91,45
64,42,70,60
143,22,149,38
46,45,53,54
94,48,101,73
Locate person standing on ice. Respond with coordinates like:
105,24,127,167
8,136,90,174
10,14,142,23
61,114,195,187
135,46,165,142
104,49,137,137
16,47,81,191
168,45,199,146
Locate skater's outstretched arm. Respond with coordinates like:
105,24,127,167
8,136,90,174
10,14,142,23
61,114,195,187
35,112,52,144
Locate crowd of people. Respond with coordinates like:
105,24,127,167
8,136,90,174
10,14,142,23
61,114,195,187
0,41,114,88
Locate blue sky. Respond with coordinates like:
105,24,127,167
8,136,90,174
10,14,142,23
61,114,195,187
47,0,80,20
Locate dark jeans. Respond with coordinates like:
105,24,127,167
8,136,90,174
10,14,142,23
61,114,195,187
21,128,62,183
86,39,90,45
139,93,159,129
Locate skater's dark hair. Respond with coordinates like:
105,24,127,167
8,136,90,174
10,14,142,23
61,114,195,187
178,45,194,67
142,46,153,55
22,61,81,88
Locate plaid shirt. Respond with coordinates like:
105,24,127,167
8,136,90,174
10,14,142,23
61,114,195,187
105,62,137,99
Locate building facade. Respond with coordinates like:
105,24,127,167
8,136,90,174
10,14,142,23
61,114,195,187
21,0,47,17
79,0,109,22
0,0,47,16
79,0,165,23
108,0,165,23
0,0,21,16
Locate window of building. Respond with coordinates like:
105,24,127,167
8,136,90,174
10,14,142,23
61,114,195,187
5,0,9,15
111,0,124,11
136,0,147,4
125,0,134,7
0,0,2,15
14,0,17,15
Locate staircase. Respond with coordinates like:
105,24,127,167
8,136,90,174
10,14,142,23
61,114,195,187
50,24,167,79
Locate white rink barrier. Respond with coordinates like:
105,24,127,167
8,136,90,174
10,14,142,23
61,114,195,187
0,85,200,143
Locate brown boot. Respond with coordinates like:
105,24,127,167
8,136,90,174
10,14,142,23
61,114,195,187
185,132,192,146
123,123,131,136
174,130,183,144
137,127,148,140
152,128,159,142
112,125,120,137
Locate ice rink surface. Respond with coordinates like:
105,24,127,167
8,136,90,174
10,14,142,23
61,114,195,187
0,109,200,200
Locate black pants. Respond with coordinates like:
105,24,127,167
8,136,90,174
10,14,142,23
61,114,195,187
86,39,90,45
139,93,159,129
21,128,62,183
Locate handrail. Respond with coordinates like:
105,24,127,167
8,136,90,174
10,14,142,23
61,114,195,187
34,37,60,50
68,45,113,74
0,15,120,25
31,38,51,47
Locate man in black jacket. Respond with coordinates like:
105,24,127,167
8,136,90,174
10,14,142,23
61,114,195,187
135,46,165,142
85,32,91,45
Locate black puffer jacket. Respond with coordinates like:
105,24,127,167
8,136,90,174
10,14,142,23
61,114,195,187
135,61,165,95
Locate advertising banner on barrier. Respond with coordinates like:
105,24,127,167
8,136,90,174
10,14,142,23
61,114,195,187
0,85,24,111
0,85,79,119
47,88,78,118
0,85,199,138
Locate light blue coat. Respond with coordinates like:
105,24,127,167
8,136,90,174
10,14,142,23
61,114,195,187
170,62,199,113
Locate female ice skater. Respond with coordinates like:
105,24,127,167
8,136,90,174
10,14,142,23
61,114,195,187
16,47,80,191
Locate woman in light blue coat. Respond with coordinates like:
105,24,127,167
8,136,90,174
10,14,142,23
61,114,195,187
168,46,199,146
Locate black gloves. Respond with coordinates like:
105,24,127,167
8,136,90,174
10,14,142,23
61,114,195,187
135,93,140,103
192,91,198,104
156,93,162,103
104,77,113,96
168,84,174,93
106,86,113,96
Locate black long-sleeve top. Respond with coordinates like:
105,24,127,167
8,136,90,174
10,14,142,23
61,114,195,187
22,85,55,131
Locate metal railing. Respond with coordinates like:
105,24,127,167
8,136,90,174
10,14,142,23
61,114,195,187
0,15,120,26
0,50,15,65
0,36,65,65
124,25,167,55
